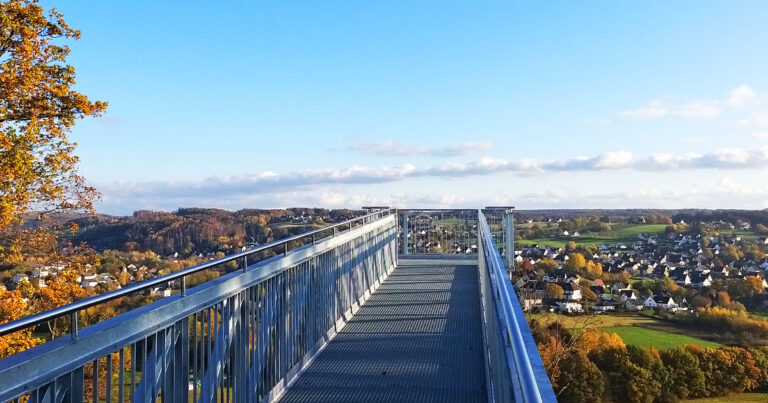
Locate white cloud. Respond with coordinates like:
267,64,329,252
96,182,768,214
675,101,721,117
348,138,493,157
95,146,768,214
728,84,758,107
740,111,768,127
620,100,668,120
621,99,721,120
754,132,768,142
621,85,765,121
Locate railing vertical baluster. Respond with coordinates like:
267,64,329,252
71,311,78,341
140,339,146,402
118,348,125,403
106,352,112,403
130,344,136,401
192,311,198,402
93,358,98,403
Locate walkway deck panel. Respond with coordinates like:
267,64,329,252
279,257,487,403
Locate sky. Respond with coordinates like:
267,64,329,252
41,1,768,214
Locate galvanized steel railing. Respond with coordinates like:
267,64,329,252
0,209,398,403
477,210,555,403
397,209,478,255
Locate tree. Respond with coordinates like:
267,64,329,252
537,257,557,271
0,0,106,249
660,347,705,400
578,329,625,355
564,253,586,273
746,276,765,296
556,351,604,403
721,244,744,263
546,283,564,299
756,223,768,235
744,244,766,261
625,345,665,402
580,285,598,302
748,346,768,390
584,260,602,278
32,270,89,338
521,259,534,271
0,288,41,358
716,291,731,307
692,295,712,308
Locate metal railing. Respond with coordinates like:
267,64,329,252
397,209,478,255
477,210,555,403
0,209,398,402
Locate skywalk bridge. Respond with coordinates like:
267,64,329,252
0,209,555,403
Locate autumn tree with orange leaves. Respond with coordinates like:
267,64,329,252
0,0,106,247
0,0,105,356
0,288,41,358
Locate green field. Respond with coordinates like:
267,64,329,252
518,224,668,248
603,326,721,349
530,313,722,349
735,230,763,242
682,393,768,402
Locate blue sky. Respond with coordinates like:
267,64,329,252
44,1,768,213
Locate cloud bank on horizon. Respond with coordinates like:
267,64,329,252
96,143,768,214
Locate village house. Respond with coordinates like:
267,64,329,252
557,282,582,301
555,300,583,313
12,273,28,285
618,289,639,302
625,298,644,311
644,295,679,312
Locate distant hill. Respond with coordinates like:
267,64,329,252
70,207,361,256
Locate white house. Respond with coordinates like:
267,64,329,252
690,274,712,288
611,282,631,294
12,273,28,284
675,273,691,286
559,283,582,301
32,267,50,278
555,301,583,313
644,295,679,311
618,289,638,302
592,303,616,312
81,280,98,288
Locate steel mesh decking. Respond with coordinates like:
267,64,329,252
279,257,487,403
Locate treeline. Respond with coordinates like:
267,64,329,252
531,320,768,402
672,209,768,228
71,208,361,255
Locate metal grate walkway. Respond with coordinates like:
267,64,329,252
279,257,488,403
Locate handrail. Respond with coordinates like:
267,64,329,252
0,208,396,338
478,210,551,402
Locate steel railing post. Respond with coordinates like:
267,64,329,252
401,213,408,255
505,209,515,271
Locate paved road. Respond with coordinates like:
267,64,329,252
279,257,488,403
